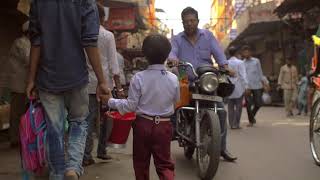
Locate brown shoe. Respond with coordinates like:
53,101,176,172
64,175,78,180
64,171,79,180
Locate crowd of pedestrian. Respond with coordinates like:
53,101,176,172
226,45,310,123
225,43,275,129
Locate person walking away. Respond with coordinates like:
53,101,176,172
108,34,178,180
27,1,110,180
277,57,298,117
117,49,127,86
227,46,248,129
7,21,30,147
168,7,237,161
297,72,308,115
83,4,124,166
242,45,266,127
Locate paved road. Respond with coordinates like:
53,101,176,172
1,107,320,180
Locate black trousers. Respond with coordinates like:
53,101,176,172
245,89,263,124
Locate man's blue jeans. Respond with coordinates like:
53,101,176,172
39,86,89,180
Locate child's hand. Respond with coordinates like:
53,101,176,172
105,111,113,118
116,89,126,98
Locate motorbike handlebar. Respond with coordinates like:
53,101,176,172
166,60,230,77
166,61,198,77
178,62,199,78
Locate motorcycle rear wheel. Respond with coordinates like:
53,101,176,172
310,97,320,166
196,110,221,180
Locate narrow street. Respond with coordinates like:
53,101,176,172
1,0,320,180
1,107,320,180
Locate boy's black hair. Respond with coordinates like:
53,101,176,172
142,34,171,65
181,7,199,20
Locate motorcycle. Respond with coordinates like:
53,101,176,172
169,61,234,180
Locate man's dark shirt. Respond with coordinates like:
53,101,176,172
29,0,99,92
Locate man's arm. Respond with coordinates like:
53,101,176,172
256,59,265,86
26,0,41,98
168,36,179,61
208,31,228,66
81,1,105,84
26,46,40,98
82,3,110,102
239,62,249,89
85,47,110,102
278,66,284,88
207,31,236,76
241,62,251,96
167,36,180,75
106,33,121,90
85,47,106,85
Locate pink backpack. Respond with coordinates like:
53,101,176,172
19,100,47,177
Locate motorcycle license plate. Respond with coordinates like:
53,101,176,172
192,94,222,102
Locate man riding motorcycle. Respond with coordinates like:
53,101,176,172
168,6,237,162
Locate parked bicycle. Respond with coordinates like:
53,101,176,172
309,35,320,166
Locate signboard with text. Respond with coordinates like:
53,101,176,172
106,8,136,30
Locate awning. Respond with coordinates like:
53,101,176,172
227,2,281,48
274,0,320,18
228,21,283,48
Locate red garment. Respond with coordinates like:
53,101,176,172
133,117,175,180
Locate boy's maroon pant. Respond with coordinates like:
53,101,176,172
133,117,175,180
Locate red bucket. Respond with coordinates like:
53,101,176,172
106,111,136,148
